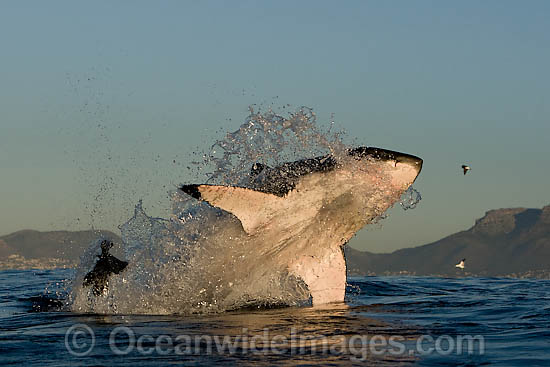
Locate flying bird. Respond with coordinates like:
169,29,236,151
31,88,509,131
455,258,466,270
461,165,471,175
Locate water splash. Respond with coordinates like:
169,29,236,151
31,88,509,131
190,106,346,186
399,187,422,210
68,106,421,315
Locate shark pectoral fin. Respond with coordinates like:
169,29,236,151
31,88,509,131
180,184,285,235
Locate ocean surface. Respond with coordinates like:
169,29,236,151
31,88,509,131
1,269,549,366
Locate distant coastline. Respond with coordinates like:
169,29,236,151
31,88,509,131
0,254,73,271
2,205,550,279
0,229,119,271
347,204,550,279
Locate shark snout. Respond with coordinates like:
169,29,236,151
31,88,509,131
395,153,423,175
348,146,423,186
349,147,422,172
390,153,422,187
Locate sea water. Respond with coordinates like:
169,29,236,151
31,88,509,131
1,269,549,366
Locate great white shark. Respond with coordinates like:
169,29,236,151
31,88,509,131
81,146,422,311
179,147,423,306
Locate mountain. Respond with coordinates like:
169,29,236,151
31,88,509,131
0,230,120,270
2,205,550,276
346,205,550,278
0,240,13,258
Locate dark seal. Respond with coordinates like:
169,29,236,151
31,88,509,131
83,240,128,296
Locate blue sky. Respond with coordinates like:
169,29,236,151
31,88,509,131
1,1,549,252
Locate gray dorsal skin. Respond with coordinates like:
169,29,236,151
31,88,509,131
181,146,422,200
250,162,269,178
247,155,337,197
245,146,422,197
180,146,423,306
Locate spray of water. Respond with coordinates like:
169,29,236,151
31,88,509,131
68,106,420,314
400,187,422,210
190,106,345,186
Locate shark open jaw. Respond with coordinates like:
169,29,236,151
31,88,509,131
80,146,422,311
179,146,422,306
